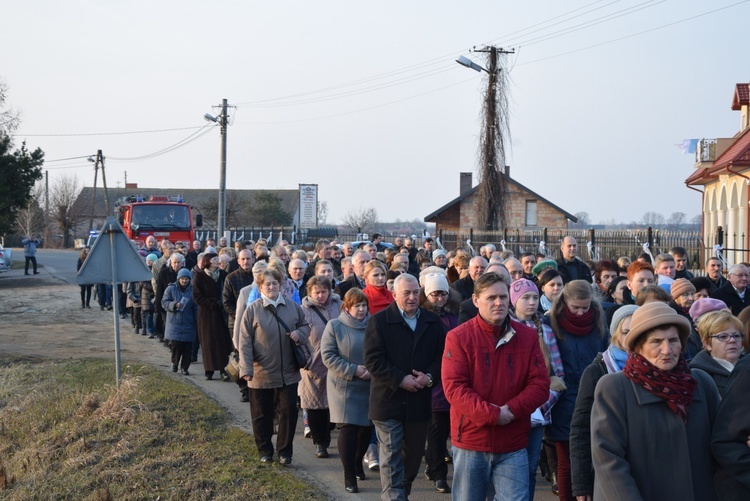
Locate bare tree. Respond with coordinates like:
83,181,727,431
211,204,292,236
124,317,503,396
0,79,20,135
15,181,45,237
667,212,686,230
341,206,377,232
51,174,83,248
572,211,591,229
641,211,665,228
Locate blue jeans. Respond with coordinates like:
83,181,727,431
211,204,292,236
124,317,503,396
142,310,154,335
452,446,529,501
526,426,544,500
373,419,429,501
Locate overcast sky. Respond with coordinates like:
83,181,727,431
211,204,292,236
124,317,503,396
4,1,748,227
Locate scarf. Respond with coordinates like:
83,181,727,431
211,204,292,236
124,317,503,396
205,267,220,281
558,306,595,336
363,285,394,315
540,295,553,312
623,352,696,423
602,344,628,374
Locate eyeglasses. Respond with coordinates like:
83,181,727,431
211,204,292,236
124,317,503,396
428,291,448,298
709,332,745,342
730,273,749,278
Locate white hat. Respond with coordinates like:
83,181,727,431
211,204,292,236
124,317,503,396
424,273,449,296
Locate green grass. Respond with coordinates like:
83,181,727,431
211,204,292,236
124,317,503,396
0,354,324,500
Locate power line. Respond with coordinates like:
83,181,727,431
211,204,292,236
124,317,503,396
13,125,204,138
107,124,215,162
45,155,92,163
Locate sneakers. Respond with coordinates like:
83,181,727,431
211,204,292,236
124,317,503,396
304,426,312,438
364,443,379,471
171,364,178,373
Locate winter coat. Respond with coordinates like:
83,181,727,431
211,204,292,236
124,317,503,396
689,349,733,397
712,356,750,501
193,269,233,372
364,302,444,423
556,257,593,284
127,282,141,309
362,284,393,314
334,274,364,299
442,315,549,454
321,311,371,426
140,279,155,312
154,264,178,314
548,323,609,442
450,275,474,302
710,283,750,315
22,237,40,257
591,369,719,501
420,291,461,412
237,295,311,389
222,267,254,330
162,282,198,342
570,353,607,497
299,294,342,409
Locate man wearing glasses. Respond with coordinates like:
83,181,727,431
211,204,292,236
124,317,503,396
710,263,750,315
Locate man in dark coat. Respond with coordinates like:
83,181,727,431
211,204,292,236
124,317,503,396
710,263,750,315
451,256,488,302
154,253,183,342
556,236,592,284
335,250,370,298
364,274,445,500
706,256,729,291
222,249,255,401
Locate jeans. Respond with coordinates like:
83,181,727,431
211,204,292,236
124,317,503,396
373,419,429,501
527,426,544,500
142,310,154,335
97,283,112,308
452,446,529,501
24,256,37,274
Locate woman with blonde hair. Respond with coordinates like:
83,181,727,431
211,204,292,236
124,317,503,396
548,280,609,501
362,260,393,314
690,309,744,396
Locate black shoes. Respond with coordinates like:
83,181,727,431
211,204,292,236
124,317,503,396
315,445,329,458
278,456,292,465
259,455,273,464
435,479,451,493
355,471,366,481
34,271,40,275
345,483,358,494
205,372,213,381
240,389,250,402
171,364,178,373
182,369,190,376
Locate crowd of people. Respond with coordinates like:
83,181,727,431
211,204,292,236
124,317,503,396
76,233,750,500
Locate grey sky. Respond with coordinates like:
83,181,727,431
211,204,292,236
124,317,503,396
4,1,748,226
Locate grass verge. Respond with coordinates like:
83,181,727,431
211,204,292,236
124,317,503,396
0,354,324,500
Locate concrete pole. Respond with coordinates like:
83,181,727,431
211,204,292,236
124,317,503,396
218,98,228,237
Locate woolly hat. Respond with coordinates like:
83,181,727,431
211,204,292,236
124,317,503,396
423,273,449,296
625,301,691,351
509,279,539,308
146,253,158,263
532,259,558,276
432,249,447,259
610,305,638,338
419,266,447,286
688,298,728,323
670,278,696,301
177,268,192,280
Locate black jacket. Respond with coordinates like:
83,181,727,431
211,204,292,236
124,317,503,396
556,257,592,284
451,276,475,303
710,283,750,316
335,274,364,299
222,267,254,329
364,302,444,422
154,265,179,314
690,349,734,397
458,298,478,324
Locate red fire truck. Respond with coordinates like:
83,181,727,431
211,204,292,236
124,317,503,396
114,195,203,246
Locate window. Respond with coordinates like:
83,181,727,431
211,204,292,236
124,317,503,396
525,201,537,227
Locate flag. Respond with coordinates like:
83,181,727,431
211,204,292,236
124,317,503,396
677,139,699,155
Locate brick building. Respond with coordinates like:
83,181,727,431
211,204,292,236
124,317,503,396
424,171,576,234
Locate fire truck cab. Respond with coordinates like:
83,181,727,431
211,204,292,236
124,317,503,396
115,195,203,246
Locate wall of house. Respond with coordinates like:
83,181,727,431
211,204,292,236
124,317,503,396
704,175,749,264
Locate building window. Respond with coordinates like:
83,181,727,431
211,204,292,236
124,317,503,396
525,201,537,227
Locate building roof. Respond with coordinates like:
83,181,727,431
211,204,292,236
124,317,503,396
73,187,299,223
732,83,750,111
424,173,578,223
685,127,750,186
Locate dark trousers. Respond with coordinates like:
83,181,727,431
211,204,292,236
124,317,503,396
80,285,92,306
338,424,372,483
131,306,142,329
155,311,166,338
170,340,192,370
248,384,298,459
425,410,451,481
306,408,331,447
555,440,572,501
24,256,37,274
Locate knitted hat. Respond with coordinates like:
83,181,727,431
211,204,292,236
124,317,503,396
688,298,728,323
509,279,539,308
610,305,638,338
146,253,158,263
670,278,696,301
423,273,449,296
625,301,691,351
419,266,447,286
532,259,558,276
177,269,192,280
432,249,447,259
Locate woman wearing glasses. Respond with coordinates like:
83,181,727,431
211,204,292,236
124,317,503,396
690,309,744,396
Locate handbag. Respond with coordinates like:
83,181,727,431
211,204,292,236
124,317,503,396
266,304,312,371
225,351,241,383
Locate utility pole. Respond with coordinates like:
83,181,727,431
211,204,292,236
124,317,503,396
88,157,99,233
218,98,228,238
97,150,110,213
45,170,49,243
474,45,513,231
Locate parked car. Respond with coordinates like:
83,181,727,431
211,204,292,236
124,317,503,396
0,244,11,272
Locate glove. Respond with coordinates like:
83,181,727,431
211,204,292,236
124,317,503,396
549,375,567,392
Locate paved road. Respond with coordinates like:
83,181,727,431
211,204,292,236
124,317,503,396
1,248,560,500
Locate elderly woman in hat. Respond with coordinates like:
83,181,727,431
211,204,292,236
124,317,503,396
690,309,744,396
570,305,637,500
669,278,703,360
590,301,720,500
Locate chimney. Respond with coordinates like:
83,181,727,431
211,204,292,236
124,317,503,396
504,165,510,177
460,172,472,196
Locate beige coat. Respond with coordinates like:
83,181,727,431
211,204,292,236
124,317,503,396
237,295,311,390
298,294,341,410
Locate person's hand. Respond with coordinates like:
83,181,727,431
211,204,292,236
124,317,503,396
355,365,371,380
496,405,515,426
289,331,299,343
550,375,567,392
400,374,423,392
576,495,592,501
412,370,430,387
243,375,252,382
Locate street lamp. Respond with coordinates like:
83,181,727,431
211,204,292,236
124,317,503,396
455,55,489,74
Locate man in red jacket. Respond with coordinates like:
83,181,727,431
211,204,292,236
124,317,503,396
442,272,549,500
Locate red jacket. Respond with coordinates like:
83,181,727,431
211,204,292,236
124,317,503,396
442,315,550,453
